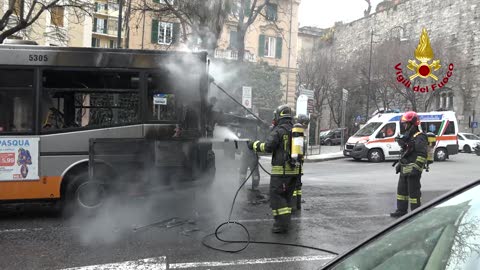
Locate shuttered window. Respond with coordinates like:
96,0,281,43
258,35,282,59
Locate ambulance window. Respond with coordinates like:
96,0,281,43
377,123,396,138
421,122,442,135
444,121,456,135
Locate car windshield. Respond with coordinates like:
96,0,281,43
329,183,480,270
464,134,480,140
354,122,382,136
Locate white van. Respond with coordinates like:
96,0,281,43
344,111,459,162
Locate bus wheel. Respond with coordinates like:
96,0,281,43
64,172,107,216
435,148,448,161
368,149,384,163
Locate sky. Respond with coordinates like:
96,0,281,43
298,0,384,28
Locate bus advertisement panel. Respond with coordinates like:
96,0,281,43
0,137,39,181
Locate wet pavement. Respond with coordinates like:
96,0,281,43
0,150,479,270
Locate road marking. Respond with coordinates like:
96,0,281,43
236,214,389,223
169,255,335,269
61,255,335,270
0,228,43,234
63,257,167,270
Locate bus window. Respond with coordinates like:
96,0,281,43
41,70,140,132
0,69,34,133
147,74,177,122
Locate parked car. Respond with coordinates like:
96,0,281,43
458,132,480,153
321,178,480,270
321,128,347,146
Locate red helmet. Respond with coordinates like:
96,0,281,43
400,111,420,126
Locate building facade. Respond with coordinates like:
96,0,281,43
127,0,301,108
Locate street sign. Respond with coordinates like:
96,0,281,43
472,122,478,128
242,86,252,108
342,88,349,102
300,88,314,99
296,95,308,115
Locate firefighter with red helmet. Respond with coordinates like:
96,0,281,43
390,111,428,218
247,104,299,233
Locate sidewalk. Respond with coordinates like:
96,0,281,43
304,151,346,162
259,151,346,163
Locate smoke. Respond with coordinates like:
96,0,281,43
66,53,252,247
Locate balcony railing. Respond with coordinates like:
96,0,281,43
214,49,256,62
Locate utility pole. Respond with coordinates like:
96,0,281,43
117,0,124,48
366,30,373,121
341,88,348,151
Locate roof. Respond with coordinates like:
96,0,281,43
367,111,457,123
298,26,326,37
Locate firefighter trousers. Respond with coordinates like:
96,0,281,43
396,173,422,212
270,175,297,229
290,176,302,211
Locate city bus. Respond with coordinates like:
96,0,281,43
0,44,216,214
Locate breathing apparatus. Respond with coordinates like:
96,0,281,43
425,132,437,172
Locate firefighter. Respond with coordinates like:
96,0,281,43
390,111,428,218
291,114,309,213
247,105,299,233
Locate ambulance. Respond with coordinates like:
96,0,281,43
344,111,459,162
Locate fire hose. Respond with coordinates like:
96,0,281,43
201,143,339,255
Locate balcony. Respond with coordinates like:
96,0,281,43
214,49,256,62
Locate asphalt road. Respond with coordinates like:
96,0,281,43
0,149,479,270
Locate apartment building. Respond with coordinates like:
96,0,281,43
0,0,123,48
128,0,301,108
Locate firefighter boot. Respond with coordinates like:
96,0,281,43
390,209,407,218
272,214,290,234
296,194,302,211
391,194,408,218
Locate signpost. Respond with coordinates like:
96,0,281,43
242,86,252,109
341,89,348,150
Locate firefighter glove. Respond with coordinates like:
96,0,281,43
395,163,401,174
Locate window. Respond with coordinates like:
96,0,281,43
109,40,116,48
147,74,177,122
354,122,382,136
444,121,456,135
447,93,454,110
41,70,140,132
329,183,480,270
0,69,34,133
50,6,64,27
93,18,107,34
265,36,276,57
158,22,173,45
420,121,442,135
259,35,282,59
229,31,238,49
91,37,100,47
266,3,278,21
377,122,396,138
107,19,118,33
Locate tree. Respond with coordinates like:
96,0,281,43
132,0,232,54
0,0,92,44
363,0,371,17
209,59,283,116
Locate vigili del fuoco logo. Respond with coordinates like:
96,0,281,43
394,28,454,93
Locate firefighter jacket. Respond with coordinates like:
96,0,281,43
400,131,428,175
251,119,300,175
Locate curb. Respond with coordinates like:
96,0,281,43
304,156,347,163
